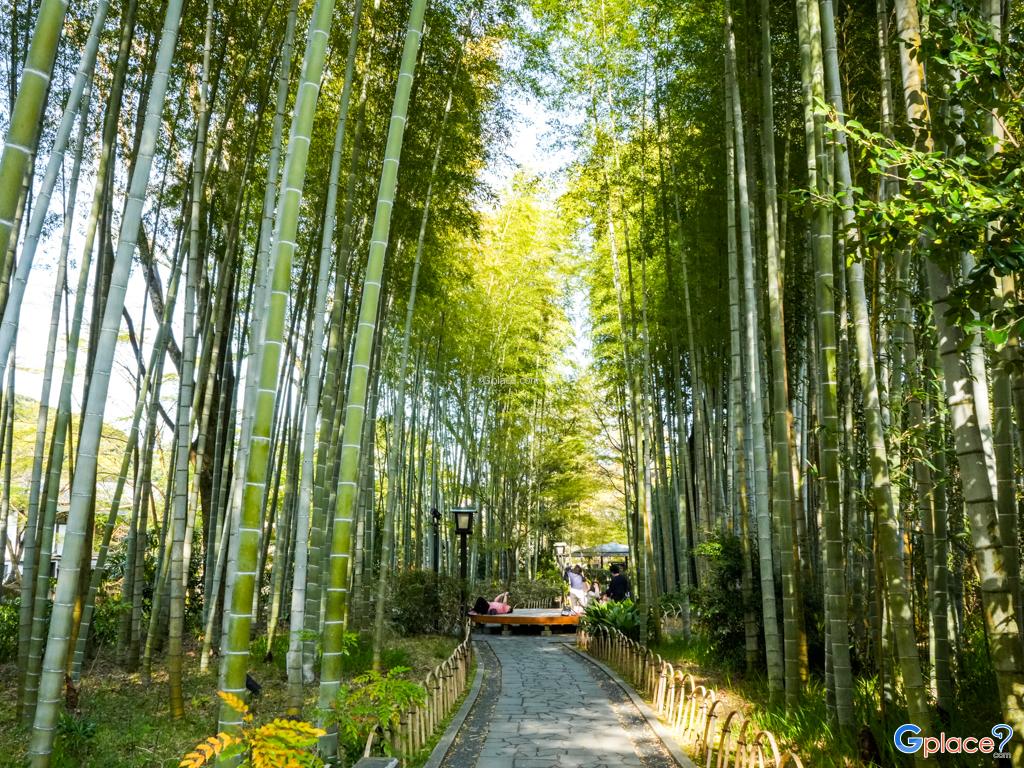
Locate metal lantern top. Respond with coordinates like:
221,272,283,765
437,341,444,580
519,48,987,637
553,541,568,557
452,507,475,534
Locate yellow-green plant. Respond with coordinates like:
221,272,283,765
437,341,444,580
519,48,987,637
326,667,425,760
180,692,325,768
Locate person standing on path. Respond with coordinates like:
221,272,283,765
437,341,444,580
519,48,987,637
605,563,632,602
565,564,588,613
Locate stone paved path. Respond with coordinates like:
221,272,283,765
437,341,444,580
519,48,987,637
441,636,678,768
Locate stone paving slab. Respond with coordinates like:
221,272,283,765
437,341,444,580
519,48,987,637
440,636,678,768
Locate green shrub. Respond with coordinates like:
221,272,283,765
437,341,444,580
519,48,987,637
690,531,754,671
536,566,563,584
53,712,97,768
581,598,640,640
387,570,463,635
952,614,1002,736
326,667,426,761
90,595,130,652
340,636,411,677
0,595,18,663
658,589,689,611
249,630,290,673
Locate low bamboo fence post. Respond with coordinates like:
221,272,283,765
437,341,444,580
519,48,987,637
576,625,802,768
367,620,475,765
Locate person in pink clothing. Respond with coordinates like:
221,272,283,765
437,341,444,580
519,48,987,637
488,592,513,614
470,592,513,615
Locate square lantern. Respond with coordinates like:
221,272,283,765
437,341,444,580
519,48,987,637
452,507,475,535
553,541,568,559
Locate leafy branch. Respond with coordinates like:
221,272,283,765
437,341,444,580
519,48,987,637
179,692,325,768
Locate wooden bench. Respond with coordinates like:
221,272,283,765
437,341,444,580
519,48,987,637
470,608,580,636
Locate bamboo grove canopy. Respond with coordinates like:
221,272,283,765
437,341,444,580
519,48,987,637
1,0,1024,765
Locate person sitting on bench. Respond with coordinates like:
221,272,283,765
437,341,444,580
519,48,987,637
471,592,513,615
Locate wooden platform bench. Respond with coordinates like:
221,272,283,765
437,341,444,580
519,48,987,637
470,608,580,636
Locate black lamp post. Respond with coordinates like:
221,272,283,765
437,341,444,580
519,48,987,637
430,507,441,573
452,507,475,583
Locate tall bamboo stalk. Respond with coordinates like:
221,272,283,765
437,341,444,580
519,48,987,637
70,246,183,682
0,0,70,265
27,0,187,760
752,0,804,702
887,2,1024,753
813,0,931,751
373,58,460,667
316,0,428,751
0,0,110,383
216,0,341,733
287,31,357,708
169,0,214,718
812,0,854,729
725,3,783,698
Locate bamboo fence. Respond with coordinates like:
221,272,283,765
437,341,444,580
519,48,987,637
363,620,475,764
579,624,804,768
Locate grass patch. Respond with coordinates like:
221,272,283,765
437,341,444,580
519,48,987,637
0,657,234,768
0,633,462,768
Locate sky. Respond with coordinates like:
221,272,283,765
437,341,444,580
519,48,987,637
14,180,162,430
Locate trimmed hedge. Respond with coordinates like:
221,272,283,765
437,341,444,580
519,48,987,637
387,570,464,635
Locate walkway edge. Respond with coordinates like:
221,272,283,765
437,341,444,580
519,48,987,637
565,644,697,768
421,640,487,768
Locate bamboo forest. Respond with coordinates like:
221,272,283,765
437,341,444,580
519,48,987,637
0,0,1022,765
